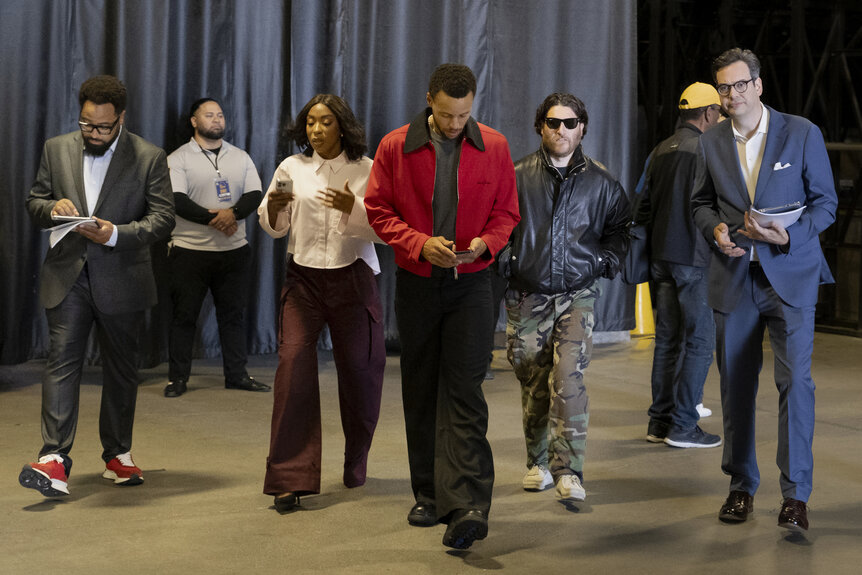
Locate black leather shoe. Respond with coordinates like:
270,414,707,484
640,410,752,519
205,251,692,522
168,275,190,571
442,509,488,550
164,379,187,398
778,497,808,532
225,376,271,392
274,492,300,514
407,502,438,527
719,490,754,523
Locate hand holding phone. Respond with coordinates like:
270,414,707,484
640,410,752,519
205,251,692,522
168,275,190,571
269,178,295,213
275,178,294,198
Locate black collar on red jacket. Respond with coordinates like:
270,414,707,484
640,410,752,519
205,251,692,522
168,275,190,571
404,107,485,154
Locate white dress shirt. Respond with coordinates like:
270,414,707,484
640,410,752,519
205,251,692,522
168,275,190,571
83,127,122,246
733,103,769,261
258,151,381,273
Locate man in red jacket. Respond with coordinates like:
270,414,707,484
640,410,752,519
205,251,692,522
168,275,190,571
365,63,519,550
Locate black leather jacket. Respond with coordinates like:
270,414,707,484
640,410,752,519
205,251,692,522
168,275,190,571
506,145,630,294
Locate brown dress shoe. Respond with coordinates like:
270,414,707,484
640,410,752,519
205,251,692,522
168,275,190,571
719,490,754,523
778,497,808,531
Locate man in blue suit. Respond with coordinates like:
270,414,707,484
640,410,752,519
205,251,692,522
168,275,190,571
691,48,837,532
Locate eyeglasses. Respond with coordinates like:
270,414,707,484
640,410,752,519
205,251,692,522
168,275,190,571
544,117,580,130
78,117,120,135
715,78,755,97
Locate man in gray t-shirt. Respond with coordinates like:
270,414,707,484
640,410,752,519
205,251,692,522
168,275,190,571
163,98,270,397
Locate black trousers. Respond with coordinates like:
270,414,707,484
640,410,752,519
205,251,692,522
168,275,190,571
395,267,495,521
168,244,251,384
41,265,142,462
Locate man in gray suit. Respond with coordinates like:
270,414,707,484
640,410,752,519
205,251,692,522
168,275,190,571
19,75,175,498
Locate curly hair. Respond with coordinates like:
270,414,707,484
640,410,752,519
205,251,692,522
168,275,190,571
533,92,588,137
428,63,477,99
78,75,127,113
285,94,367,161
712,48,761,83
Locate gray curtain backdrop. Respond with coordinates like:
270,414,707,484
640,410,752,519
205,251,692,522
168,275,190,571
0,0,636,366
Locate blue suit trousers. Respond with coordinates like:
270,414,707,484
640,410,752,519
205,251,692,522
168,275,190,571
714,263,816,502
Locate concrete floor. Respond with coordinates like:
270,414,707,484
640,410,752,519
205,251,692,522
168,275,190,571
1,331,861,574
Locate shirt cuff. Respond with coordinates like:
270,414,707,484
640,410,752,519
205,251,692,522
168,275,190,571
106,225,119,247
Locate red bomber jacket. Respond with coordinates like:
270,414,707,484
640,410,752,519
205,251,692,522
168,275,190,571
365,109,520,277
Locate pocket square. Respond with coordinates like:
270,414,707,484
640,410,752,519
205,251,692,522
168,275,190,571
773,161,791,171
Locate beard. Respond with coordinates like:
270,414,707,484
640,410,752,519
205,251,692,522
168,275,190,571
83,131,120,157
198,125,225,141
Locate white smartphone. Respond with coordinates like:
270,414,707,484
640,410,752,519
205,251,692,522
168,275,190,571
276,178,293,194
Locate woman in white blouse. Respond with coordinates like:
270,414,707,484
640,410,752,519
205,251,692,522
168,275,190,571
258,94,385,514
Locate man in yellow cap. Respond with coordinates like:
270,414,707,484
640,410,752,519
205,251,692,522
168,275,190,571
634,82,724,448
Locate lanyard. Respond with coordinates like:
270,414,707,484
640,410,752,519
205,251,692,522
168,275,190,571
202,149,222,178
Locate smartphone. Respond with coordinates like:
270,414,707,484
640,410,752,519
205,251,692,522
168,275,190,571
276,178,293,194
453,249,472,255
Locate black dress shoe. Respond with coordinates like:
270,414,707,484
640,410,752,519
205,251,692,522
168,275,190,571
225,376,271,392
164,379,187,398
274,492,300,514
778,497,808,531
719,490,754,523
442,509,488,550
407,502,438,527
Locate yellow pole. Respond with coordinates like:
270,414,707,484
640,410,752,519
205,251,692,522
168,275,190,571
630,282,655,337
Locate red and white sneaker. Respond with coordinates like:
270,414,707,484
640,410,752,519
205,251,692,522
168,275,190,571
103,452,144,486
19,453,71,497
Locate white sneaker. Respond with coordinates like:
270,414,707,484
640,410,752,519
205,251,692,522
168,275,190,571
522,465,553,491
696,403,712,418
555,474,585,502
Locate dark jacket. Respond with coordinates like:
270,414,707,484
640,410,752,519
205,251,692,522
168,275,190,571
634,122,711,267
26,128,175,312
507,145,630,294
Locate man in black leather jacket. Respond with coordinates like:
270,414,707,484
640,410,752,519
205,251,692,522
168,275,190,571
504,92,629,503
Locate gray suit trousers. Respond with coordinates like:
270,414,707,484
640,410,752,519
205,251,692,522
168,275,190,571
41,265,143,463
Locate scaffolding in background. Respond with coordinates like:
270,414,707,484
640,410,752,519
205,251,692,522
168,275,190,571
638,0,862,336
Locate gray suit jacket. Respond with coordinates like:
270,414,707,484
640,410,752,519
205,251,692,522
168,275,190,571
26,128,175,313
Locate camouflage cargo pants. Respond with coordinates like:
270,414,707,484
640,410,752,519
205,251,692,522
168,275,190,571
505,284,598,481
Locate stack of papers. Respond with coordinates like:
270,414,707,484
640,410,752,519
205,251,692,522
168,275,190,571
45,216,96,248
749,204,805,228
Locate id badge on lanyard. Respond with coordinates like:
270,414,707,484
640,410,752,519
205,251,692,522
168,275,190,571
215,177,231,202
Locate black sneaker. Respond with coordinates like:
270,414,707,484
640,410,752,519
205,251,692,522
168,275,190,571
664,425,721,448
646,419,670,443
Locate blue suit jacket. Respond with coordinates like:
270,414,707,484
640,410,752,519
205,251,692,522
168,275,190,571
691,106,837,312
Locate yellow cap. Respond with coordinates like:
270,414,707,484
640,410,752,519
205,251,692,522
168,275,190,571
679,82,721,109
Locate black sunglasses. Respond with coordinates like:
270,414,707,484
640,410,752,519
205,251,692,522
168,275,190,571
544,117,580,130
